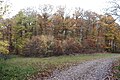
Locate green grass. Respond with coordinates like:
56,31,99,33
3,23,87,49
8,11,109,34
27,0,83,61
0,53,120,80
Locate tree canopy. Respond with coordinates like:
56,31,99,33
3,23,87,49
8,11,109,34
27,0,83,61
0,3,120,56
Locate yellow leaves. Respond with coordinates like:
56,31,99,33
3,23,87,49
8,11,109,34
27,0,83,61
0,46,9,54
105,33,114,40
0,41,9,47
99,15,120,44
99,21,107,27
0,41,9,54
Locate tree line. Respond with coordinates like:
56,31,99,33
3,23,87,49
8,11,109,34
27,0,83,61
1,4,120,57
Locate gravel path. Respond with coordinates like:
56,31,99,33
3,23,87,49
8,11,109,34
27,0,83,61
45,57,118,80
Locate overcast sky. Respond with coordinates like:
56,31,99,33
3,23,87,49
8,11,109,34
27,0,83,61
6,0,109,18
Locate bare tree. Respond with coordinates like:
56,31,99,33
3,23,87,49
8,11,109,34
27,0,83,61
106,0,120,20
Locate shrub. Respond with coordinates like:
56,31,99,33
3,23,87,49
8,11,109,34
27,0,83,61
22,35,54,57
52,39,64,56
64,38,82,55
23,35,103,57
52,38,82,55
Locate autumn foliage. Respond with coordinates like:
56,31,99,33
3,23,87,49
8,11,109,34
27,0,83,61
0,5,120,57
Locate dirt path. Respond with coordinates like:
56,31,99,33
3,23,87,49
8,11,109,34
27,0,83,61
44,57,118,80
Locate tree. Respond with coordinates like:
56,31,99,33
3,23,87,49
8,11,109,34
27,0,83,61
99,14,120,52
79,11,99,51
0,31,9,54
38,4,53,35
22,8,38,37
2,19,13,53
1,4,120,56
12,11,29,54
106,0,120,20
0,0,9,18
0,0,9,54
52,6,72,39
51,6,65,39
73,8,84,41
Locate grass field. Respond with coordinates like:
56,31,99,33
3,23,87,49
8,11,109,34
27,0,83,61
0,53,119,80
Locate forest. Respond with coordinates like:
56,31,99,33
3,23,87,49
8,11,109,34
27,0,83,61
1,0,120,80
0,1,120,57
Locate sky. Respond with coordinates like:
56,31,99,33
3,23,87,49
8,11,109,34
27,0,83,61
6,0,109,18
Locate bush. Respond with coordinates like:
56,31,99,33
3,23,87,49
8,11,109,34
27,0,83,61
22,35,54,57
23,35,103,57
52,39,64,56
52,38,83,55
23,36,84,57
64,38,82,55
